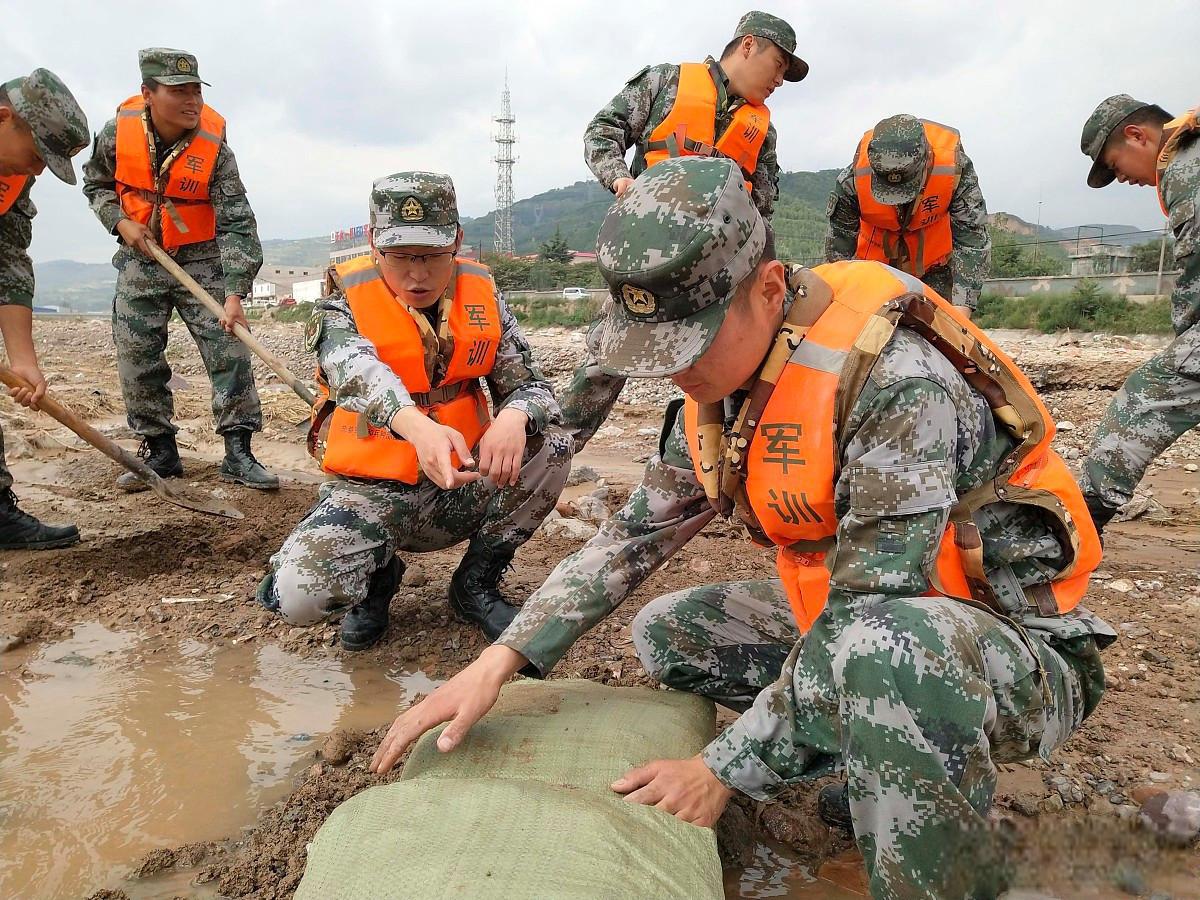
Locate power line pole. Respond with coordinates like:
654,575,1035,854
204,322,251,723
492,71,517,257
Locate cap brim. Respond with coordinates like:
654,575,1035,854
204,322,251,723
870,171,922,205
149,75,211,86
783,53,809,82
41,148,77,185
1087,156,1116,189
374,223,459,249
595,292,730,378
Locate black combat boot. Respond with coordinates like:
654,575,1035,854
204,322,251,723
1083,493,1119,543
117,433,184,492
448,539,521,641
340,556,404,651
818,781,854,832
220,429,279,490
0,488,80,550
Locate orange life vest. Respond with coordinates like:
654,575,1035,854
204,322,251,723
644,62,770,192
1156,107,1198,217
685,260,1101,632
311,255,502,485
853,121,961,278
114,95,225,250
0,174,30,216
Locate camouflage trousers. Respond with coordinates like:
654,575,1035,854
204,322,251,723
559,351,627,451
635,583,1100,899
266,428,573,625
1084,322,1200,509
0,422,11,492
112,252,262,437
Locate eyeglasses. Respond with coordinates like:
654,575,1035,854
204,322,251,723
376,249,456,271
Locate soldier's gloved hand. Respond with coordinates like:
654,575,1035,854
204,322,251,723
390,407,482,490
115,218,155,257
221,295,249,334
370,644,528,774
477,407,528,488
611,754,735,828
612,177,635,197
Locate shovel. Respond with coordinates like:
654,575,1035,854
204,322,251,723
0,365,244,520
145,239,318,408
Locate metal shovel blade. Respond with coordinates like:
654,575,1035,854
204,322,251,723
137,468,244,519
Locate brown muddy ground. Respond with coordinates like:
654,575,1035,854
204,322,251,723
1,317,1197,899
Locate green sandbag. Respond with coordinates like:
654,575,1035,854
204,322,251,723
296,679,721,900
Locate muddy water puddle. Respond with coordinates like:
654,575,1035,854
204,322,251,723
724,841,867,898
0,622,439,898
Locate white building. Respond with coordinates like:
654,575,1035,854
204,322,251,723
293,279,324,303
250,264,328,305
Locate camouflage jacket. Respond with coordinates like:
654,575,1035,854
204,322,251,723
583,58,780,220
824,145,991,308
81,113,263,298
497,274,1112,798
312,285,560,436
0,177,36,308
1159,128,1200,334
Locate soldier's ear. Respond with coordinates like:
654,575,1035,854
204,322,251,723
755,259,788,315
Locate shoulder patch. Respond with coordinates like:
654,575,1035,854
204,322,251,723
826,192,839,217
625,65,652,85
304,311,325,353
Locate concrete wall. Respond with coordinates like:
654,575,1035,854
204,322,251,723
984,270,1180,300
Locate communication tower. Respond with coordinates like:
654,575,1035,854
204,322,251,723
492,73,517,256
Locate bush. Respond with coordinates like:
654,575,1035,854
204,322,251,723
973,283,1172,334
272,302,315,323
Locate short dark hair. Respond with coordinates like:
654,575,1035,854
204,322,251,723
720,34,770,61
733,224,777,302
142,79,161,92
1105,104,1172,151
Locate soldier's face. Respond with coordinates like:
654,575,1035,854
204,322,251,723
671,260,787,402
732,39,788,105
1101,125,1160,187
0,109,46,177
373,234,461,307
143,83,203,133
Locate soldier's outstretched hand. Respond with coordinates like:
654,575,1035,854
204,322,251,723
370,644,528,774
390,407,482,490
611,755,735,827
477,406,527,488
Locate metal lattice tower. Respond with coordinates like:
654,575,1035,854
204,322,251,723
492,72,517,256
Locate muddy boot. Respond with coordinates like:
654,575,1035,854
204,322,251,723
448,539,520,641
0,488,80,550
117,434,183,493
220,429,279,490
341,556,403,651
818,782,854,833
1083,493,1119,543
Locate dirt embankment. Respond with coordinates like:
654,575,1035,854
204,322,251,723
1,317,1196,899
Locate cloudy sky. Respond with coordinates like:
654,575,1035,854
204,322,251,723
6,0,1197,265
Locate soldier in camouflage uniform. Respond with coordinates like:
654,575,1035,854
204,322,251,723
82,49,276,491
564,11,808,450
370,158,1113,899
258,173,571,651
1078,95,1200,532
825,113,991,315
0,68,89,549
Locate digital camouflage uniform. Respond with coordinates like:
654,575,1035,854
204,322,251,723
80,49,263,439
0,69,90,494
1080,95,1200,514
264,172,571,627
497,157,1113,899
566,11,806,450
825,115,992,310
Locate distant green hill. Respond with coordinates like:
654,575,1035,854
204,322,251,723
262,236,332,266
32,259,115,312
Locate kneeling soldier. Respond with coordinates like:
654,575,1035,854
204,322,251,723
259,173,572,650
372,159,1112,898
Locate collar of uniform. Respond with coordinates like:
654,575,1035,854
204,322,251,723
703,56,733,110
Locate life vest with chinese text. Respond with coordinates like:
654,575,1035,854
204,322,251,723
0,175,29,215
853,121,960,278
114,95,224,250
311,255,501,485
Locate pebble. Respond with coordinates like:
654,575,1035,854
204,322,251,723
1141,648,1170,665
1184,463,1198,473
321,730,354,766
542,517,598,541
565,464,600,487
570,494,609,524
1147,771,1172,784
1139,791,1200,845
1106,579,1134,594
401,563,428,588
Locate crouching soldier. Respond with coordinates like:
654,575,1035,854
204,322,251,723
371,158,1112,898
258,172,572,650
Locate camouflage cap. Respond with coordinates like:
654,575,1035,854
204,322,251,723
1081,94,1155,188
3,68,89,185
370,172,459,249
866,114,930,205
139,48,209,87
594,156,767,378
734,10,808,82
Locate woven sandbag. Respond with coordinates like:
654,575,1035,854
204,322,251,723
296,679,721,899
